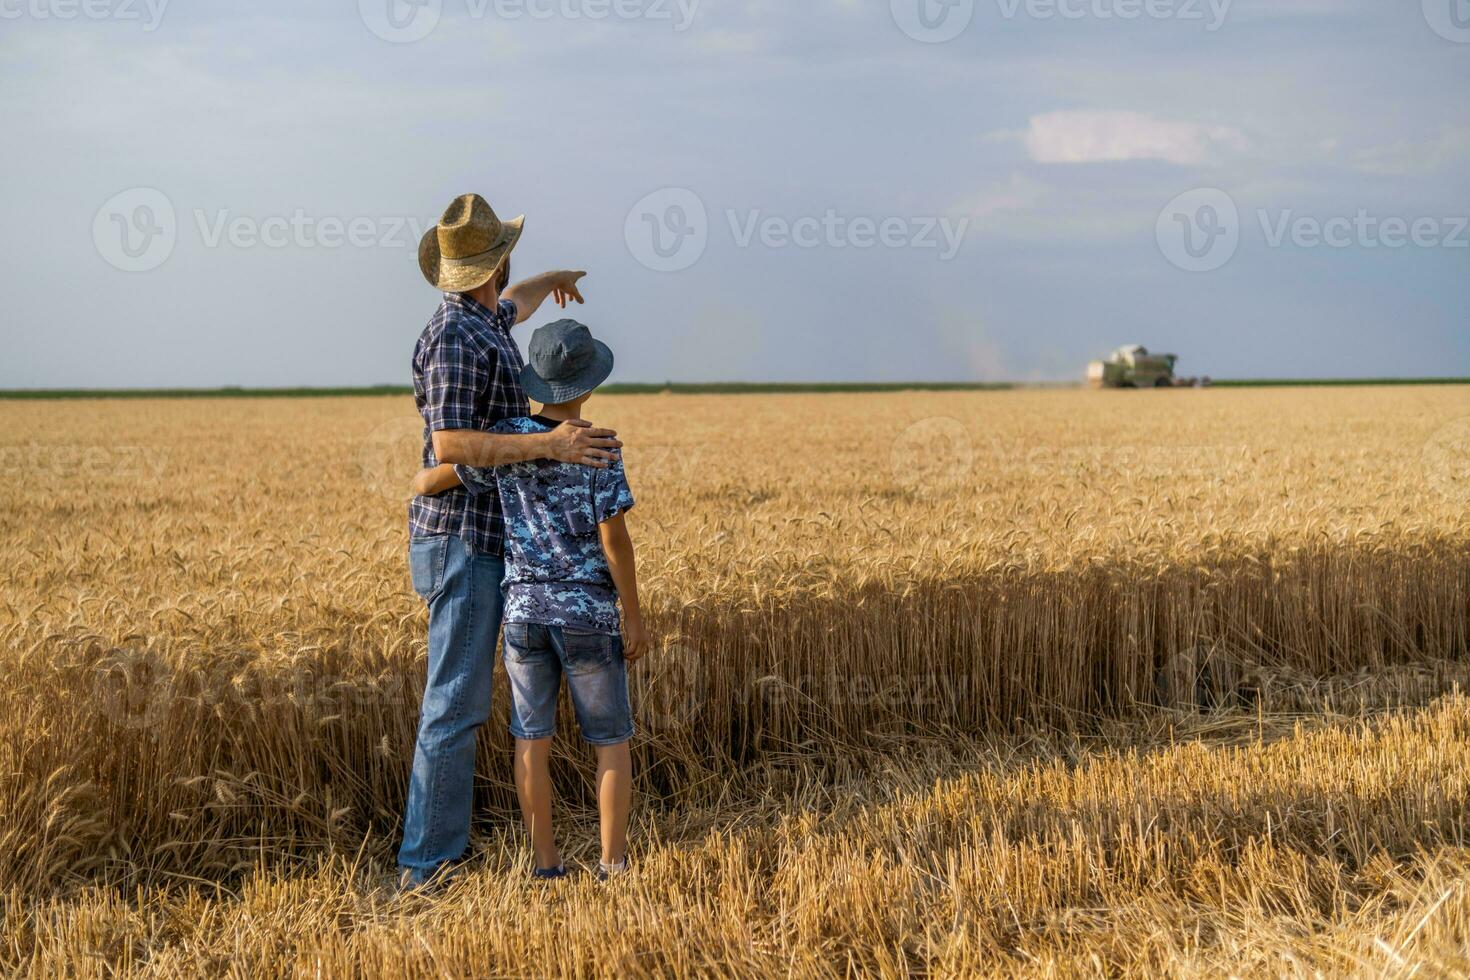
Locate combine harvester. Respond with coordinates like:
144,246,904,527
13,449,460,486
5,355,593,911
1086,345,1211,388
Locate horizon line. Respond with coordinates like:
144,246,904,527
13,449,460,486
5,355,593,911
1,378,1468,399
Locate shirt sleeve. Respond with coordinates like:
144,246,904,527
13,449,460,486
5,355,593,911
454,418,520,495
454,464,497,496
496,298,518,332
419,328,489,432
592,455,635,524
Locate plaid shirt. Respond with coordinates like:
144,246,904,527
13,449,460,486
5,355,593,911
408,293,528,555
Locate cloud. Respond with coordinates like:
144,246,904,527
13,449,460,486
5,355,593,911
1017,110,1246,165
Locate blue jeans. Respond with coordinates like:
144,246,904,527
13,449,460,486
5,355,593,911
398,534,505,883
502,623,634,746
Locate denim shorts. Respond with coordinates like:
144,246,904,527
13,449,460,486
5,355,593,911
501,622,634,746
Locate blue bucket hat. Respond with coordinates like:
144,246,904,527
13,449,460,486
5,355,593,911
519,319,615,404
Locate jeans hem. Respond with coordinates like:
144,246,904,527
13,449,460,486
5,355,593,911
397,862,447,885
583,728,635,747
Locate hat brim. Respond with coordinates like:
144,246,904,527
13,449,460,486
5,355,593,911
418,214,524,292
519,340,615,406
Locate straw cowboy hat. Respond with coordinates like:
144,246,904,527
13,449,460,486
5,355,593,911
418,193,525,292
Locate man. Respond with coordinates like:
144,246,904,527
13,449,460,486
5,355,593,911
399,192,621,889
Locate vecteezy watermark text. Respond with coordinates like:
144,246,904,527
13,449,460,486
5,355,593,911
359,0,699,43
0,0,167,29
625,187,970,272
727,210,968,259
1,442,171,483
1257,210,1470,250
93,187,432,272
1157,187,1469,272
192,209,429,250
995,0,1230,29
890,0,1230,43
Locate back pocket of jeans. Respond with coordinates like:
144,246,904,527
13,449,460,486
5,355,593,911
502,622,540,664
561,628,612,674
408,536,449,602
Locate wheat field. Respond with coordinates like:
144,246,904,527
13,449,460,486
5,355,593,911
1,386,1468,977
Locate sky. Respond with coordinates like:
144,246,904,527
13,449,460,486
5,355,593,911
1,0,1467,387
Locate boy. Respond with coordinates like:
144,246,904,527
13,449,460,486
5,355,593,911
411,319,646,881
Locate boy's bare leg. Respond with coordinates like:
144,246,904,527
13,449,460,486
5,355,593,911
513,737,560,869
595,741,632,865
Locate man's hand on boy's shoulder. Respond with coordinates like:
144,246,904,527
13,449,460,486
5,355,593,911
543,418,622,469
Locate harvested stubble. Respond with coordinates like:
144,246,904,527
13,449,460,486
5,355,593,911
0,386,1467,975
6,692,1470,976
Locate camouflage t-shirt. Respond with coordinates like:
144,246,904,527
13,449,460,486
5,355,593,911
455,416,635,634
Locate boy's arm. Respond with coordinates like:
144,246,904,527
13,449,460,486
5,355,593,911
598,513,647,663
502,270,586,324
411,464,462,497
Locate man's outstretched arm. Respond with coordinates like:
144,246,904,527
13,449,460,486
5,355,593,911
503,270,586,324
432,421,620,469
